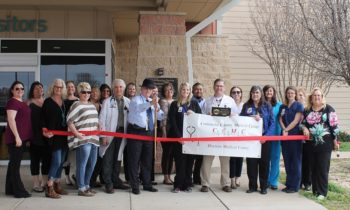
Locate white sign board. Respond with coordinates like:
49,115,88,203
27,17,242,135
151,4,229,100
182,113,263,158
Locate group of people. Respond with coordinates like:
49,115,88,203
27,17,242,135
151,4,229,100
4,78,339,201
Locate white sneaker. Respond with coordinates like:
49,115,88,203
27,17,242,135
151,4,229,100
317,195,325,200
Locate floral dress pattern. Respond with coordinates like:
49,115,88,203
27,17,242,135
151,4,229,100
302,104,339,152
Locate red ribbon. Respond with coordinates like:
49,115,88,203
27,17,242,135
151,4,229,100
43,128,308,142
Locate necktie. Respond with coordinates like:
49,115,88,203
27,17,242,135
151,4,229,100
147,107,154,131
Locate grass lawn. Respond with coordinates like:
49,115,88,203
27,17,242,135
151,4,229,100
300,183,350,210
340,142,350,152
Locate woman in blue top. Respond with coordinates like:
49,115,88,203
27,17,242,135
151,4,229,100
278,86,304,193
263,85,282,190
240,86,275,195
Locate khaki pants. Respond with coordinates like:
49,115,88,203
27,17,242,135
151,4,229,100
200,155,230,187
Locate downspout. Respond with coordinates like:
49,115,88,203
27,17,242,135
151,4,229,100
185,0,240,85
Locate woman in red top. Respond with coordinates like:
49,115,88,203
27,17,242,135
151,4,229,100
5,81,32,198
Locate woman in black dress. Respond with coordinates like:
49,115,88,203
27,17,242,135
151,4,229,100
28,81,51,193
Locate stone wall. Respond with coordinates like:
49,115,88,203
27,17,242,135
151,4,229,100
135,12,188,89
114,36,139,85
191,35,231,97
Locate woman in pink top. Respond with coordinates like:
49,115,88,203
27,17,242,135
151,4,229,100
5,81,32,198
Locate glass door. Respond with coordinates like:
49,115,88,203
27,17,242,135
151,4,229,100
0,68,35,160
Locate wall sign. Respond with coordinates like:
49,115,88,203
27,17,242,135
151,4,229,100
0,16,47,32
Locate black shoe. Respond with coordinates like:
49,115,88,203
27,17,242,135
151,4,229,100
260,189,267,195
114,184,130,190
105,184,114,194
270,186,278,190
200,186,209,192
286,189,298,193
246,189,257,193
90,182,102,188
143,186,158,192
222,186,232,192
281,187,288,192
193,180,201,185
152,181,157,185
132,188,140,195
14,191,31,198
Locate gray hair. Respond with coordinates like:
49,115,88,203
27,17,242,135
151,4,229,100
112,79,126,90
47,78,67,99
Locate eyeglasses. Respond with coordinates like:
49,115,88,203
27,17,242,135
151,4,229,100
54,86,63,89
15,87,24,91
81,91,91,94
231,91,241,95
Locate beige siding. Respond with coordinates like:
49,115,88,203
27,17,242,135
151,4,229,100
221,0,350,132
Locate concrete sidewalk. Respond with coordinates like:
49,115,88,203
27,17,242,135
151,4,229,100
0,157,326,210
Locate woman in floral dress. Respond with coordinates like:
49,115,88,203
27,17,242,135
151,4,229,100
300,87,339,200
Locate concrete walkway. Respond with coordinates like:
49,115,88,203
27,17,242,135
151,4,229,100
0,157,327,210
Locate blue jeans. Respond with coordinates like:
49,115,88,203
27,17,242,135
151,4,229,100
76,144,98,191
48,147,68,181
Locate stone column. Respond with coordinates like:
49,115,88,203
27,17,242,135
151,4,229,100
136,11,187,174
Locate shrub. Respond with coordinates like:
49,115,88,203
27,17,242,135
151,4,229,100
338,131,350,142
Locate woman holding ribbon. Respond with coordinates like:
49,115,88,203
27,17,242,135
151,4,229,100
279,86,304,193
300,88,339,200
240,85,275,195
42,79,68,199
168,82,201,193
263,85,282,190
66,82,100,197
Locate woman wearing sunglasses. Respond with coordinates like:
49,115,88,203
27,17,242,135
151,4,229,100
5,81,32,198
66,82,99,197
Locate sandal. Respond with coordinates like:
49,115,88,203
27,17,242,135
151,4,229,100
163,180,173,185
33,186,44,193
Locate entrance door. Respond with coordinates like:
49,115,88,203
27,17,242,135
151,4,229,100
0,67,35,160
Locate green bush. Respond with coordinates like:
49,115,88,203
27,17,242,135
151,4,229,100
338,131,350,142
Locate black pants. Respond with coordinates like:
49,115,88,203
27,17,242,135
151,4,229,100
301,142,312,187
161,142,174,175
193,155,203,184
230,157,243,178
30,144,51,176
310,150,331,196
246,142,270,191
123,145,129,181
102,137,123,186
127,127,153,190
5,143,28,196
90,155,103,185
173,143,194,190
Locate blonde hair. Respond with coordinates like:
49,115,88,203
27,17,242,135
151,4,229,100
306,87,326,110
77,82,91,93
47,78,67,99
177,82,191,107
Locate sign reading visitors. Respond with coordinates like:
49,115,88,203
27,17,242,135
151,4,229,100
183,113,263,158
0,16,48,32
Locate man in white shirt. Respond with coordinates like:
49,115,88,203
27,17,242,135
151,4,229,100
200,79,238,193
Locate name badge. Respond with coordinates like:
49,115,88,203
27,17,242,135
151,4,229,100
178,107,183,112
247,107,252,114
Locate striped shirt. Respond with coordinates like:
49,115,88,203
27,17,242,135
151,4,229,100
66,101,99,149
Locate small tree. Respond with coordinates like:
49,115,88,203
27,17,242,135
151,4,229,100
246,0,336,99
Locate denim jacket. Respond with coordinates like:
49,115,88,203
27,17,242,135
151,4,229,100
240,102,275,136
